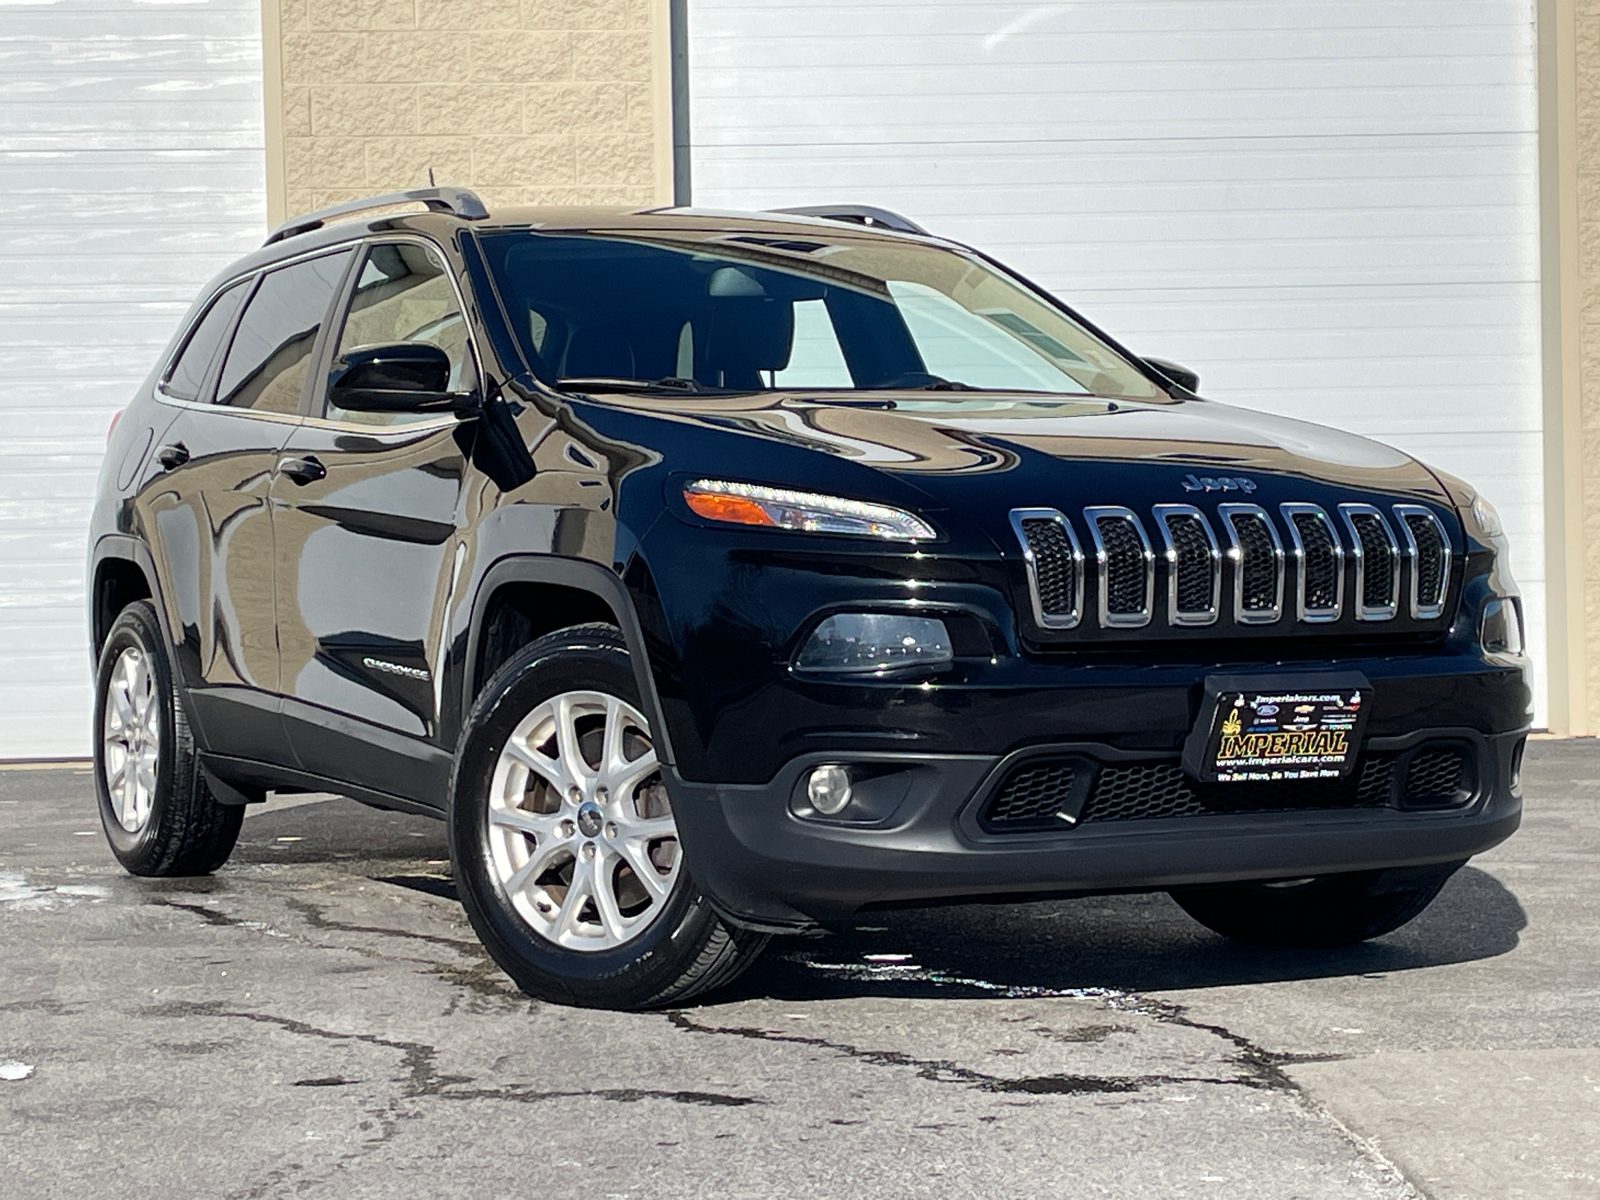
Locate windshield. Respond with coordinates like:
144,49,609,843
479,228,1166,400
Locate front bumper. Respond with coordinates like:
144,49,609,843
671,727,1526,932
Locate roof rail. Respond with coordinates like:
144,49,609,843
264,186,489,246
768,205,930,236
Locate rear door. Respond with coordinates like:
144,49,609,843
134,248,354,763
270,238,478,805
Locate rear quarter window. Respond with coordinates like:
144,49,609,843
161,281,249,402
216,250,352,413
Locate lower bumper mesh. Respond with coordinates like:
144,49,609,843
978,743,1476,830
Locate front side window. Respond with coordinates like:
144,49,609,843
161,280,249,402
324,242,472,425
216,250,353,413
479,229,1164,400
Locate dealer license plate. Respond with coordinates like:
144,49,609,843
1196,687,1368,783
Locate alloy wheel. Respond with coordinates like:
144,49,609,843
485,690,680,951
102,646,160,833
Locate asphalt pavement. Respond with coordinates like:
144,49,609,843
2,741,1597,1199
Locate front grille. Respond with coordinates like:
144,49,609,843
1396,505,1450,619
1283,504,1343,621
1085,507,1153,627
1155,506,1219,625
1220,505,1283,623
1342,505,1400,619
981,755,1396,829
1008,499,1451,636
1011,510,1083,628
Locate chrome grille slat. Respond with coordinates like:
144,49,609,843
1339,503,1400,620
1084,506,1154,628
1153,504,1220,626
1280,503,1344,622
1394,504,1451,619
1009,508,1084,629
1011,496,1450,633
1218,504,1284,624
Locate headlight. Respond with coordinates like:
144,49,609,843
1461,489,1520,597
794,613,953,674
683,479,936,542
1470,492,1505,539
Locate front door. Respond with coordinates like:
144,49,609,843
270,239,477,805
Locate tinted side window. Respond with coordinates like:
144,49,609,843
161,281,249,401
216,250,352,413
326,242,472,425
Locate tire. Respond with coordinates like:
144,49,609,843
93,600,243,876
1169,860,1466,948
449,623,767,1009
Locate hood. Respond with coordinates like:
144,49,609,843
596,390,1451,512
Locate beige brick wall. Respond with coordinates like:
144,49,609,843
261,0,673,225
1572,2,1600,723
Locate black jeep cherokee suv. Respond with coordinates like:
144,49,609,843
89,187,1531,1008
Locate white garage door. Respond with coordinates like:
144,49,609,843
0,0,267,758
689,0,1546,719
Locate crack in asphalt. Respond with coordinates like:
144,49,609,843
775,953,1349,1094
284,897,482,957
665,1009,1252,1096
280,897,527,1003
138,999,760,1108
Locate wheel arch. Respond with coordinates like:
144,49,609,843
89,536,168,659
460,555,677,768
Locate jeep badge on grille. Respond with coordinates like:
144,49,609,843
1181,474,1257,493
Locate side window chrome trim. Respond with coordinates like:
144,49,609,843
314,233,484,430
151,239,367,416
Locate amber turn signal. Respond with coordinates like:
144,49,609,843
683,489,778,527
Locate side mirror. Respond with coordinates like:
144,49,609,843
328,343,478,414
1142,357,1200,394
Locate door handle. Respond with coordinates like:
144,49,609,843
277,455,326,486
156,442,189,470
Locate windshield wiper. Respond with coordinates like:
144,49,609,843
920,379,980,391
555,376,704,394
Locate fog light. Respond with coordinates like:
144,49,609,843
807,764,853,815
794,613,953,675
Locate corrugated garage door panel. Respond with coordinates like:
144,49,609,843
691,0,1545,720
0,0,267,759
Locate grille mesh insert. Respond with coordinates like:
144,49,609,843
1167,514,1215,615
1404,748,1467,807
1292,511,1340,612
1080,757,1393,823
1020,517,1077,618
984,763,1077,824
1096,515,1149,616
981,756,1396,829
1351,513,1396,611
1232,513,1280,614
1404,513,1447,610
